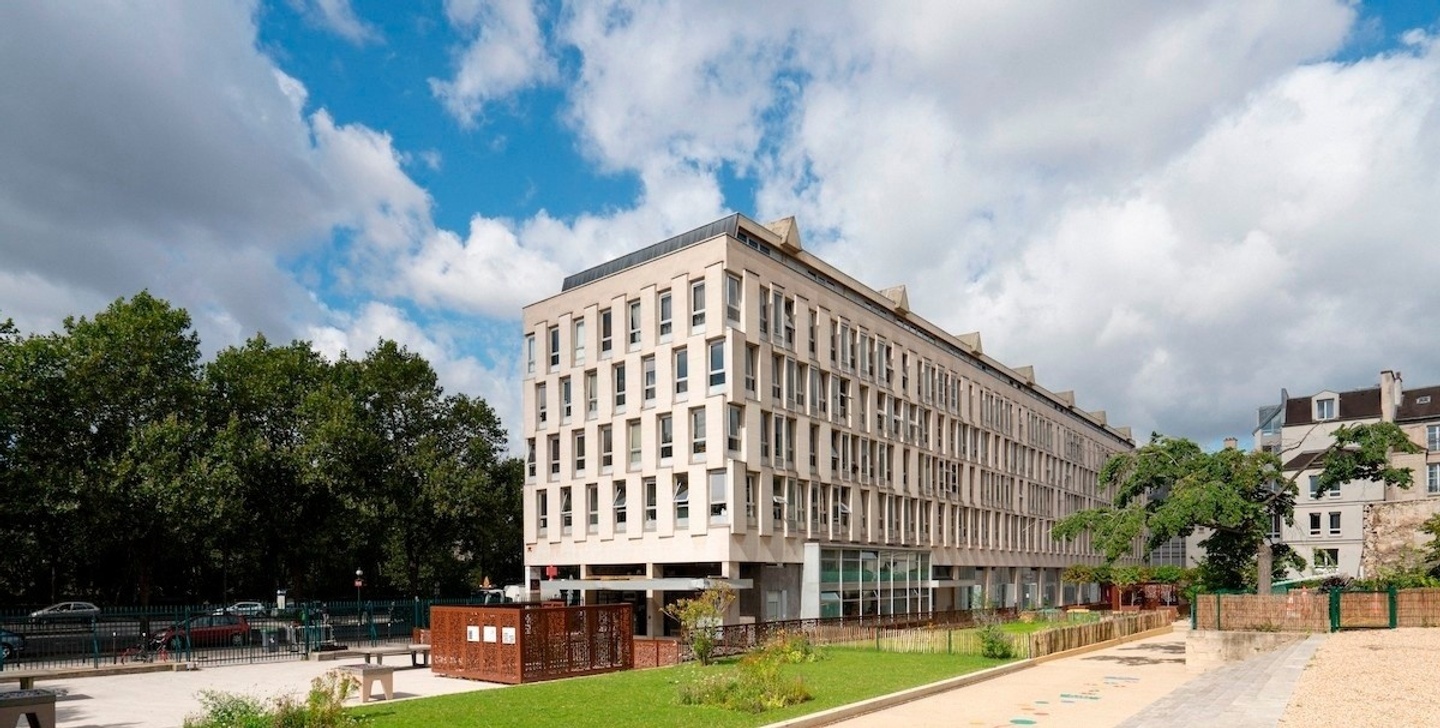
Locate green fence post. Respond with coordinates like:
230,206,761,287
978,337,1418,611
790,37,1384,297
91,615,100,668
1215,593,1222,631
1191,595,1198,630
1328,590,1341,632
1388,586,1398,629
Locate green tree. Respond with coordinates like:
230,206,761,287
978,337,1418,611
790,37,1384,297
1055,426,1421,594
664,583,736,665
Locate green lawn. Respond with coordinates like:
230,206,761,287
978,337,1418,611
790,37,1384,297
354,648,1010,727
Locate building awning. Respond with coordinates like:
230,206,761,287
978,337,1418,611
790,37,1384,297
544,577,753,592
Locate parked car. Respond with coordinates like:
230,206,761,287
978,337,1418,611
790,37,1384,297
274,601,328,623
29,601,100,622
0,628,25,661
213,601,269,617
153,613,251,649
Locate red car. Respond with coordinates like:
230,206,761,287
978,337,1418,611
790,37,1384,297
153,613,251,649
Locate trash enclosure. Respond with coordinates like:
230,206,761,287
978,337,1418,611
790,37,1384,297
430,603,633,684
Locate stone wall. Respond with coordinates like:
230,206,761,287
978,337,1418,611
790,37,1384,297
1362,500,1440,577
1185,630,1307,673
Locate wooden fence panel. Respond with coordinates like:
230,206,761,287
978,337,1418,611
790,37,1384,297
1395,588,1440,627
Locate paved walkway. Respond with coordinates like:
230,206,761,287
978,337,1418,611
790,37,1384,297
41,658,502,728
1117,634,1324,727
832,627,1195,728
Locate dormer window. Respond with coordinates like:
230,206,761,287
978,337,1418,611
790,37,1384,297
1315,397,1336,421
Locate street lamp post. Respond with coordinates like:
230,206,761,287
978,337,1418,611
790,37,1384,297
354,568,364,638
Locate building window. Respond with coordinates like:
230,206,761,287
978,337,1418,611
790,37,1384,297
644,478,657,529
1315,397,1336,420
526,438,536,478
691,280,706,329
537,490,548,535
614,481,628,532
744,344,757,396
1429,463,1440,495
727,404,743,452
573,318,586,364
759,285,770,337
585,369,598,417
642,356,657,404
725,273,742,323
628,300,641,348
560,377,572,422
600,425,613,471
548,326,560,370
658,291,673,341
1309,475,1339,499
627,420,642,469
675,347,688,396
1328,511,1340,536
536,382,548,424
1267,512,1281,539
1428,425,1440,452
1308,512,1321,537
1314,548,1338,573
691,406,706,459
709,470,728,523
600,309,613,355
674,474,690,526
659,414,674,462
587,483,599,532
745,473,757,525
573,431,586,473
708,339,725,388
548,435,560,478
525,334,536,374
614,362,626,410
560,486,573,533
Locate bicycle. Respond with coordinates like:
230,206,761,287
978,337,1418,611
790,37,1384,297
119,638,170,664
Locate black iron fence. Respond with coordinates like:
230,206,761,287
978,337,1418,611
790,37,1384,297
0,597,493,672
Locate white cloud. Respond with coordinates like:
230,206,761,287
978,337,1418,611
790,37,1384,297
291,0,381,45
430,0,557,126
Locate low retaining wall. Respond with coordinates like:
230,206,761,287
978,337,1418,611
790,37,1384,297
1184,630,1308,673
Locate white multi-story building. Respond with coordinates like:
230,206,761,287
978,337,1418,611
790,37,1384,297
1257,370,1440,581
521,214,1134,635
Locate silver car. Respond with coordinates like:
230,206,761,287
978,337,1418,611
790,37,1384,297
213,601,269,617
29,601,100,622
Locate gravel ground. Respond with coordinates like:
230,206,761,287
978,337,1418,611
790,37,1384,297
1280,628,1440,727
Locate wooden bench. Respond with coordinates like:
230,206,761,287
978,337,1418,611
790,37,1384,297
0,689,56,728
355,644,430,668
337,663,394,703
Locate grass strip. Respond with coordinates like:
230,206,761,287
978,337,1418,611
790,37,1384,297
354,648,1009,727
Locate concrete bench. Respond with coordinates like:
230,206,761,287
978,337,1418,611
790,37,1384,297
337,663,395,703
355,644,430,668
0,689,56,728
0,671,60,691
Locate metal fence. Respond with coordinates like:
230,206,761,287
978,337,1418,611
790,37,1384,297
0,598,492,672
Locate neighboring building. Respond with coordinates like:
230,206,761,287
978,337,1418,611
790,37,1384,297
520,214,1135,635
1255,370,1440,581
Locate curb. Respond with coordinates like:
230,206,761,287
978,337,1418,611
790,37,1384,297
761,623,1176,728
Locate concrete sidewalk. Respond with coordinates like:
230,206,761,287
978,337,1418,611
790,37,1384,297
44,659,502,728
829,626,1194,728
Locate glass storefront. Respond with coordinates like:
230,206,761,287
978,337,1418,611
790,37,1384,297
818,547,931,618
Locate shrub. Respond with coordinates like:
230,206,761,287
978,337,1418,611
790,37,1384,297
676,635,814,713
182,670,364,728
977,623,1015,659
757,631,821,664
664,583,736,665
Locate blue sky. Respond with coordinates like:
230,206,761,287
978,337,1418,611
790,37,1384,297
3,1,1440,452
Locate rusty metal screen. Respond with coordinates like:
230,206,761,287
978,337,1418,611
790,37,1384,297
430,604,632,684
